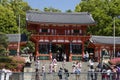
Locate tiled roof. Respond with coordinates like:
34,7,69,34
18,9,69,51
90,36,120,44
26,10,96,25
6,34,27,42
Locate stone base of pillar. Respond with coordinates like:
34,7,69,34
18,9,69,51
69,53,72,62
49,52,52,61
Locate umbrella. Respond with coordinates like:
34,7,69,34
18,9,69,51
109,58,120,65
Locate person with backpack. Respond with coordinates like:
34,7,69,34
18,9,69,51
116,66,120,80
74,67,81,80
58,68,63,80
35,60,40,72
106,68,112,80
101,68,107,80
64,68,69,80
97,62,102,72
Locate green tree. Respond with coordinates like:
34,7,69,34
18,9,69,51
75,0,120,36
75,4,81,12
10,0,31,33
44,7,61,12
66,9,73,12
0,32,8,55
0,5,18,33
0,0,31,34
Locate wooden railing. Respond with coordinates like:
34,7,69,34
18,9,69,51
30,35,91,43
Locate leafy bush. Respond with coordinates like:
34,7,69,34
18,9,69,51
0,56,25,72
11,56,25,64
4,63,17,70
0,63,5,69
0,56,12,63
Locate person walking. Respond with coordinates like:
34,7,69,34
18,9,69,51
62,59,66,69
116,66,120,80
106,68,112,80
72,62,76,73
42,64,45,75
94,67,98,80
52,58,57,72
58,68,63,80
0,68,5,80
0,67,12,80
35,60,40,80
76,61,82,72
97,62,102,72
74,67,81,80
49,62,53,73
42,64,46,80
84,51,89,61
90,65,95,80
64,68,69,80
4,69,12,80
101,68,107,80
89,59,94,67
35,60,40,72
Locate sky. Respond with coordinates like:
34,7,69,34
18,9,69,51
24,0,81,12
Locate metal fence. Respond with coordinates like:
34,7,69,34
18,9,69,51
0,72,120,80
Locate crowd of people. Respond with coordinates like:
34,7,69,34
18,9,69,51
34,57,83,80
57,60,82,80
34,56,120,80
87,59,120,80
1,56,120,80
100,64,120,80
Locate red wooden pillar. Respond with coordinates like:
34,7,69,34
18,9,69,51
98,47,101,62
69,42,72,62
110,47,113,58
82,42,84,61
94,48,96,61
35,42,39,60
69,52,72,62
49,52,52,61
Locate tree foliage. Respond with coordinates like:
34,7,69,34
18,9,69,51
0,0,31,34
0,5,18,33
44,7,61,12
0,32,8,55
66,9,73,12
75,0,120,36
0,0,32,55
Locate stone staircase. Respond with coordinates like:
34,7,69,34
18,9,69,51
24,60,97,80
30,61,90,73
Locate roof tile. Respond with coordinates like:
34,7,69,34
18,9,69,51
26,10,96,25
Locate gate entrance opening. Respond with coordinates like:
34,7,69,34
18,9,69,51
52,44,69,61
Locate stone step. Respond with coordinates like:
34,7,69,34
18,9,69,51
24,61,99,80
29,61,95,73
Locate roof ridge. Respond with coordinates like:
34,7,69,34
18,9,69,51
27,10,89,15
